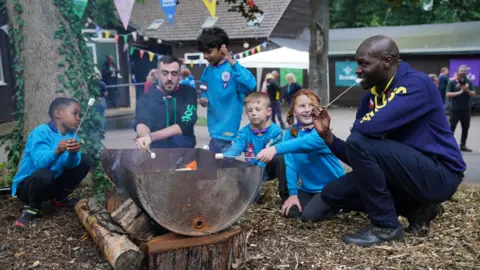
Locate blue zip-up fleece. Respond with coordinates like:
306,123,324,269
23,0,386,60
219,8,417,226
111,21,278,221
224,123,283,168
200,61,256,141
280,62,466,176
12,123,81,196
276,127,345,196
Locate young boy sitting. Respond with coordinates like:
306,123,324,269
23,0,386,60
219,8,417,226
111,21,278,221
223,92,288,202
196,27,257,153
12,97,92,227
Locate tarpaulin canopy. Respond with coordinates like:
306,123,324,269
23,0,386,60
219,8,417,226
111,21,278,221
238,47,309,69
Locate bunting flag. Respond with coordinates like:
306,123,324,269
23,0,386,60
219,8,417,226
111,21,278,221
114,34,119,44
139,50,145,59
189,60,194,68
132,31,137,41
160,0,178,25
130,47,135,56
248,0,255,8
123,43,128,52
114,0,135,30
231,41,267,59
0,24,7,35
203,0,217,18
104,31,111,39
148,52,154,62
72,0,88,18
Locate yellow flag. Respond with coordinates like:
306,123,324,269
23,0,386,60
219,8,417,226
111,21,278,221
189,60,194,68
105,31,111,39
148,52,154,62
256,45,261,52
203,0,217,18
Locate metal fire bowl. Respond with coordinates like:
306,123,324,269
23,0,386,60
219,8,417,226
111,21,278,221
99,148,264,236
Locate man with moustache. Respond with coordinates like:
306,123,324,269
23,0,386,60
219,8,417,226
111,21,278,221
134,55,198,149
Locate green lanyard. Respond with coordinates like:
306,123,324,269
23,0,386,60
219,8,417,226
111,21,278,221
163,97,177,127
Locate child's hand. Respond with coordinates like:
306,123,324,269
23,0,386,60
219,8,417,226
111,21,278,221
282,195,302,216
256,146,276,163
220,44,232,59
200,98,209,107
56,140,68,155
66,139,81,153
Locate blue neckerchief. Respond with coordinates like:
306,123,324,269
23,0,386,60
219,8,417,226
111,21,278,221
48,121,59,133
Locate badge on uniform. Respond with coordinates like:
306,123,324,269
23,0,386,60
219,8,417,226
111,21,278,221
222,71,231,89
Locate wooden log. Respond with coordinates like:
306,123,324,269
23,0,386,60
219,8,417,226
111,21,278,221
144,226,246,270
111,198,157,242
105,189,129,214
75,198,145,270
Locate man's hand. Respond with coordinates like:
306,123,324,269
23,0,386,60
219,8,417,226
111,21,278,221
56,140,68,155
66,139,81,153
256,146,277,163
134,135,152,150
199,98,209,108
462,84,470,92
281,195,302,216
312,106,331,134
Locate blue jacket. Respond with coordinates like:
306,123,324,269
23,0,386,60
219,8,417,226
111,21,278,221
276,126,345,195
12,123,82,196
180,75,196,89
224,123,283,168
200,61,256,141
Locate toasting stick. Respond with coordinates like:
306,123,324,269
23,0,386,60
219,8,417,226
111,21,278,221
73,98,96,139
215,153,258,160
147,148,156,159
326,78,363,108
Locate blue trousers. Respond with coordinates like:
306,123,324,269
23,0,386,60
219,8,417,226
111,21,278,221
321,132,463,228
208,138,232,153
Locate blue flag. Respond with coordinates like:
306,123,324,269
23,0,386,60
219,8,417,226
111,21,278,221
160,0,177,25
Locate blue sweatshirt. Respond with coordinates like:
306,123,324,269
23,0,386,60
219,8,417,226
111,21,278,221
276,126,345,195
12,123,81,196
278,62,466,176
224,123,283,168
200,61,256,141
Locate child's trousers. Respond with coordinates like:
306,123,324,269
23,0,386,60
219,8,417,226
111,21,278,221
16,154,92,209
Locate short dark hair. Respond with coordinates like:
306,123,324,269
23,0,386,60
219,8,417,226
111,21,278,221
48,97,79,119
196,27,229,52
158,55,182,70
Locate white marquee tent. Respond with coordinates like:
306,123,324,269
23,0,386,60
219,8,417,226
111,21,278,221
238,47,309,69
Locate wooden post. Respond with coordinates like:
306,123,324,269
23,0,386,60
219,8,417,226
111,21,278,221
75,198,145,270
144,226,247,270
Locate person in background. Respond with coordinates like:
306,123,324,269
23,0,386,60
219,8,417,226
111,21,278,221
438,67,449,104
144,69,158,93
428,74,439,87
267,70,286,129
180,68,197,90
280,89,345,221
446,65,476,152
12,98,92,227
93,66,107,130
134,55,198,149
282,73,302,106
101,55,121,108
223,92,288,202
196,27,256,153
261,73,272,94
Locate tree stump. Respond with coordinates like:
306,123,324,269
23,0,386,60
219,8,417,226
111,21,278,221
144,226,247,270
75,198,145,270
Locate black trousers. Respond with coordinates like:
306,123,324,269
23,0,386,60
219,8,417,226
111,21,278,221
321,132,462,228
449,109,471,146
287,190,336,222
263,154,289,202
16,154,92,209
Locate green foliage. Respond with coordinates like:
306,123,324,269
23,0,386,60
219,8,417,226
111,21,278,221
51,0,112,200
0,0,25,186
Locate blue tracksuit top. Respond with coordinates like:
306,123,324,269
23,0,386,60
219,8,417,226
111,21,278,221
200,61,256,141
277,62,466,176
224,123,283,168
11,123,81,196
276,126,345,196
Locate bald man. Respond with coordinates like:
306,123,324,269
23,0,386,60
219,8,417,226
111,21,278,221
257,35,466,247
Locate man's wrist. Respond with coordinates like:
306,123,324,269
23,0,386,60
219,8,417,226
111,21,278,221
319,129,334,145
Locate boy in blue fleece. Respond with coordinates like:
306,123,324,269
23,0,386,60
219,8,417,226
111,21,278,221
196,27,256,153
223,92,288,202
12,97,92,227
279,90,345,221
257,36,465,247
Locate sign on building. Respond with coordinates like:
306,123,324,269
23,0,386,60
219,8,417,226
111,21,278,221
335,61,359,87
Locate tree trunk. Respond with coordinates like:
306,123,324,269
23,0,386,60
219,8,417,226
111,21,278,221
144,226,247,270
309,0,330,105
75,198,145,270
5,0,78,136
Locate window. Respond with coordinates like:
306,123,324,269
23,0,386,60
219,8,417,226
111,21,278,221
202,17,218,28
0,48,5,85
86,43,98,65
147,19,165,30
247,13,265,27
82,29,120,72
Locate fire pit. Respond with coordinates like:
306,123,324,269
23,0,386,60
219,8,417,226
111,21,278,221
99,148,264,236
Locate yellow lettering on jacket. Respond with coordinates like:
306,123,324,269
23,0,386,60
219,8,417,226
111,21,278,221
360,86,408,123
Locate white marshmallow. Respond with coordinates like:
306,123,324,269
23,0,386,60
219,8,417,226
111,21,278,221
355,78,363,84
215,153,224,159
150,152,156,159
88,98,96,106
202,145,210,150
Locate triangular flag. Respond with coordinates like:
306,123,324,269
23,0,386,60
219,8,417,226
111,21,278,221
238,53,243,59
72,0,88,18
129,47,135,55
157,55,162,61
123,44,128,52
148,52,154,62
132,31,137,41
245,51,250,56
0,24,8,35
233,55,237,60
160,0,178,25
202,0,216,18
139,50,145,59
256,45,261,52
123,35,128,44
87,17,93,24
248,0,255,8
114,34,119,44
261,42,267,49
105,31,111,39
114,0,135,30
250,48,255,54
189,60,194,68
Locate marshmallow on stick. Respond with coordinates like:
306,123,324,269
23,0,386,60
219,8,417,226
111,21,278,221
326,78,363,108
73,98,96,138
215,153,257,159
